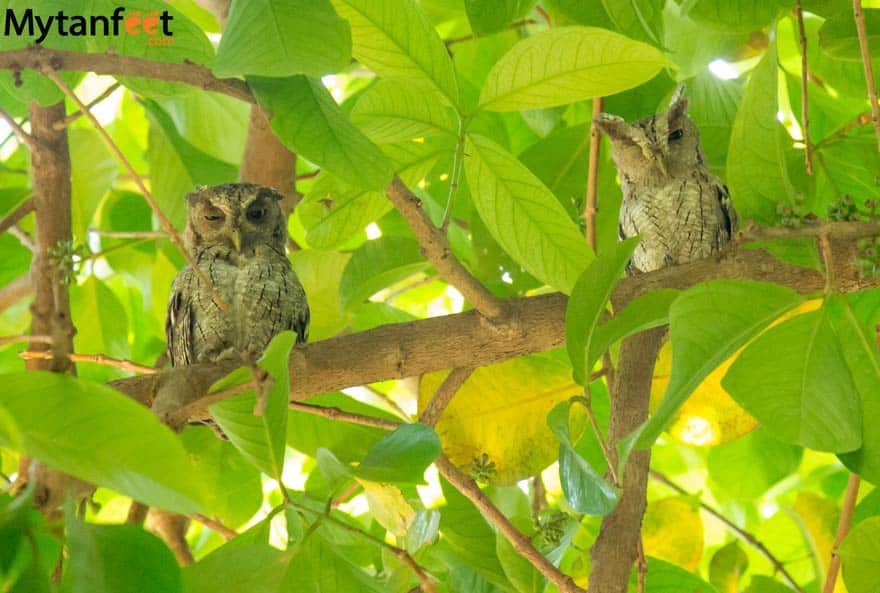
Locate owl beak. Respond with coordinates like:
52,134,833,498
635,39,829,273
230,229,242,252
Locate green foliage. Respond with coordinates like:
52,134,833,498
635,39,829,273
3,1,880,591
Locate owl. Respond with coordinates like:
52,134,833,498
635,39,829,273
166,183,309,368
594,85,737,274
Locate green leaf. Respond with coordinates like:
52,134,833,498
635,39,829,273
724,302,862,452
839,516,880,593
726,41,796,224
250,75,393,192
707,427,802,500
743,575,792,593
351,79,458,143
70,277,130,382
601,0,664,45
329,0,460,108
356,423,440,484
182,543,287,593
590,289,680,366
686,0,789,32
646,557,716,593
547,401,619,516
179,427,263,527
297,173,391,251
215,0,350,77
0,372,206,514
638,280,804,448
157,93,250,164
66,515,181,593
283,534,383,592
210,331,297,479
837,291,880,482
819,9,880,60
70,128,117,240
338,236,428,309
144,99,238,229
479,26,669,111
709,541,749,593
464,134,593,294
496,529,543,593
465,0,536,35
686,70,743,173
405,509,440,553
316,447,355,493
566,238,639,385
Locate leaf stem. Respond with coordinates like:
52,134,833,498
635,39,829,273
441,113,470,232
823,473,860,593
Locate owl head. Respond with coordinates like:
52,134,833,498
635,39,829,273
594,84,704,182
184,183,286,254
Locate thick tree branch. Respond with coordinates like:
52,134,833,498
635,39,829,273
385,177,506,319
0,46,253,103
108,221,880,414
239,106,300,218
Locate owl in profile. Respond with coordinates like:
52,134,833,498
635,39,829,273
166,183,309,368
594,84,737,274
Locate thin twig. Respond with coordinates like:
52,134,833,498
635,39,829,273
53,82,121,130
576,395,619,486
853,0,880,152
418,367,473,426
382,273,440,304
363,385,411,421
435,455,585,593
8,226,34,252
88,229,168,239
0,106,36,151
650,470,805,593
42,66,228,312
190,513,238,541
823,473,860,593
295,170,320,181
441,114,469,232
0,197,34,234
585,97,603,250
19,350,158,374
0,334,52,347
385,177,506,319
294,502,437,593
444,19,537,47
290,401,402,431
795,0,814,175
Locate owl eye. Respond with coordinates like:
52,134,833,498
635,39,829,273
668,129,684,141
204,213,225,222
247,207,267,222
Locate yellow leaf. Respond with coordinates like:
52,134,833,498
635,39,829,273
419,351,583,486
642,497,704,571
359,480,415,538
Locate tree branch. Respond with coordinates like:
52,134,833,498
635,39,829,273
795,0,814,175
108,221,880,416
418,367,473,426
0,46,253,104
0,273,32,314
0,106,36,151
823,474,860,593
385,177,506,319
0,197,34,235
585,97,603,250
853,0,880,152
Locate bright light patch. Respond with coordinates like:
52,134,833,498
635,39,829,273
708,59,739,80
501,271,513,285
678,416,716,446
322,74,345,102
445,285,464,312
439,173,449,181
412,137,425,144
366,222,382,240
760,501,779,518
338,493,371,516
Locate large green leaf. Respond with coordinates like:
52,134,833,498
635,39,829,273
210,332,297,479
819,8,880,60
355,423,440,483
157,93,250,164
839,516,880,593
66,515,181,593
70,276,130,382
351,79,457,143
464,134,593,294
723,302,862,452
338,236,428,309
0,372,206,514
329,0,460,108
182,543,287,593
601,0,664,45
566,238,639,385
646,557,717,593
547,400,619,516
590,289,680,367
707,427,802,500
297,173,391,251
637,281,804,448
215,0,350,77
686,0,789,32
69,128,117,240
465,0,536,35
250,75,393,192
282,533,384,592
726,42,796,224
479,26,669,111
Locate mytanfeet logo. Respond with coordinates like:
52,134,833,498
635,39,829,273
4,6,175,46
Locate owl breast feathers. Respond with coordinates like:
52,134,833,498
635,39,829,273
594,84,737,274
166,183,310,367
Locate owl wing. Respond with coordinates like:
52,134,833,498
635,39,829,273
717,183,737,237
166,269,196,367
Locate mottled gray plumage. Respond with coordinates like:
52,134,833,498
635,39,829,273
595,85,737,274
166,183,309,368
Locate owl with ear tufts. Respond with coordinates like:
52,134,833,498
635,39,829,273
594,84,737,274
166,183,309,368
